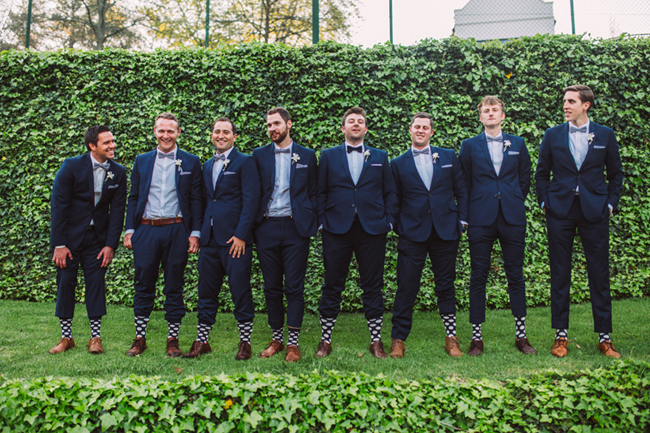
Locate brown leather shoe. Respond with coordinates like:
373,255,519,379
598,340,621,358
235,341,252,360
467,339,484,356
445,336,463,357
369,341,388,359
314,341,332,358
166,337,182,357
551,338,568,357
285,345,301,363
515,337,537,355
49,337,75,354
390,338,405,359
88,337,104,354
260,340,284,358
182,340,212,358
125,337,147,357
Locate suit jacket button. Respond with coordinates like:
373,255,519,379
351,204,355,207
213,199,216,202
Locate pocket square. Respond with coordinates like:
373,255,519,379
296,164,309,169
223,171,237,175
371,163,383,167
593,145,606,149
107,184,119,189
441,164,452,168
180,171,192,175
508,151,520,155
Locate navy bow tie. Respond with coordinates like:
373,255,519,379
347,146,363,154
214,153,226,161
274,147,291,154
570,125,588,133
93,162,110,170
412,148,429,156
158,152,174,159
486,136,503,143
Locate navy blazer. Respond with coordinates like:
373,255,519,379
459,133,531,226
50,154,127,251
535,121,623,222
201,148,261,246
391,146,468,242
125,148,203,234
317,144,397,235
252,141,318,238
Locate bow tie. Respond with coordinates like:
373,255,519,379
486,136,503,143
214,154,226,161
274,147,291,154
158,152,174,159
93,162,110,170
347,146,363,154
569,125,588,133
412,148,429,156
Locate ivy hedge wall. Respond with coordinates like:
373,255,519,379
0,35,649,314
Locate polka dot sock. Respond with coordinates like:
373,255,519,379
59,318,72,340
287,328,300,347
472,323,482,341
238,320,253,344
272,328,284,344
599,333,611,344
555,329,568,340
135,316,150,339
367,317,383,344
320,317,337,344
197,323,212,343
515,316,526,340
441,314,457,337
167,322,180,340
89,318,101,339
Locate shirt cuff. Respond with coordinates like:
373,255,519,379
318,224,323,231
389,223,393,230
608,204,613,213
125,229,135,235
541,202,545,210
55,245,66,249
190,230,201,238
460,221,468,226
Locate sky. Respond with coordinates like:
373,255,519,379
349,0,650,47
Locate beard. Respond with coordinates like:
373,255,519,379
270,128,288,144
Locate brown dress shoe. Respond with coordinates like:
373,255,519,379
467,339,484,356
445,336,463,357
49,337,75,354
235,341,252,360
260,340,284,358
515,337,537,355
166,337,182,357
125,337,147,357
88,337,104,354
285,345,301,363
598,340,622,358
369,341,388,359
551,338,568,357
314,341,332,358
182,340,212,358
390,338,405,359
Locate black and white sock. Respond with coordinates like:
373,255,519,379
167,322,180,340
60,318,72,340
472,323,482,341
599,333,611,344
238,320,253,343
197,323,212,343
367,317,383,343
135,316,150,339
441,314,456,337
515,316,526,340
287,328,300,347
555,329,568,340
89,319,101,339
272,328,284,344
320,317,337,343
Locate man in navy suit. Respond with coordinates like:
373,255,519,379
389,112,468,359
251,107,318,363
49,125,127,355
315,106,398,359
182,117,261,360
459,96,537,356
123,113,203,357
535,85,624,358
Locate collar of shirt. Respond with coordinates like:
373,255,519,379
157,146,178,160
273,142,293,153
215,146,234,161
569,119,590,133
485,132,503,141
410,145,430,156
89,153,108,169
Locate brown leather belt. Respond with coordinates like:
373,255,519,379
141,217,184,226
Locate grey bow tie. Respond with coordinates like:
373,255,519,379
486,136,503,143
214,154,226,161
274,147,291,154
93,162,110,170
158,152,174,159
570,125,588,133
412,148,429,156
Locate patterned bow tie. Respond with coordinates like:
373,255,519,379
486,136,503,143
569,125,588,133
274,147,291,154
412,148,429,156
347,146,363,154
214,153,226,161
93,162,110,170
157,151,174,159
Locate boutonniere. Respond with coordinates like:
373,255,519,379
432,152,439,163
292,153,300,164
105,171,114,181
364,150,371,161
223,159,230,170
174,159,182,172
587,133,595,145
503,140,511,152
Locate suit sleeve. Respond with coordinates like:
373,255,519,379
390,159,403,214
534,131,552,207
451,153,469,223
189,156,204,232
316,151,329,227
382,153,398,227
50,159,74,247
458,141,473,192
105,167,127,249
605,129,624,210
125,157,141,231
234,157,261,242
519,138,532,199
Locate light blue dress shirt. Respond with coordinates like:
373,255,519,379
346,141,364,185
267,142,293,217
412,146,433,190
485,132,504,176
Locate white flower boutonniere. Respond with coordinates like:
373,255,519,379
292,153,300,164
364,150,371,161
503,140,511,152
223,159,230,170
432,152,439,163
105,171,114,181
587,133,595,145
174,159,182,172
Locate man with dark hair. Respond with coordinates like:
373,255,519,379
459,95,536,356
123,112,203,357
49,125,127,355
315,106,398,359
251,107,318,362
535,85,624,358
182,116,261,360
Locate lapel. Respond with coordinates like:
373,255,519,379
264,144,277,188
478,133,498,178
580,121,597,171
429,145,439,189
214,148,237,191
405,149,428,191
562,122,579,173
141,151,156,199
289,142,296,187
84,154,95,206
337,144,355,185
174,148,182,188
358,144,372,181
204,157,215,198
500,134,511,174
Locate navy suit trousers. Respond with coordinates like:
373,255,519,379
132,223,188,322
468,203,527,324
254,217,309,330
546,196,612,333
55,227,107,319
391,230,459,341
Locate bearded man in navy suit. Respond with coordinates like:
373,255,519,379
49,125,127,355
315,106,398,359
535,85,624,358
252,107,318,363
459,96,537,356
123,113,203,358
389,112,468,359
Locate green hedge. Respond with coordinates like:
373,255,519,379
0,361,648,432
1,35,649,313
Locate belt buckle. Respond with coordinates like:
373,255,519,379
150,219,162,226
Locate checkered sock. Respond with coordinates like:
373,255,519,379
287,328,300,347
135,316,150,339
555,329,568,340
89,319,101,339
441,314,457,337
238,320,253,343
59,318,72,340
197,323,212,343
515,316,526,340
320,316,337,344
272,328,284,344
599,333,611,344
167,322,180,339
472,323,482,341
367,317,383,344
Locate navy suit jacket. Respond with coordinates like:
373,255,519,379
391,146,468,242
535,121,623,222
50,154,127,251
125,148,203,234
317,144,397,235
459,133,531,226
252,142,318,238
201,148,261,246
